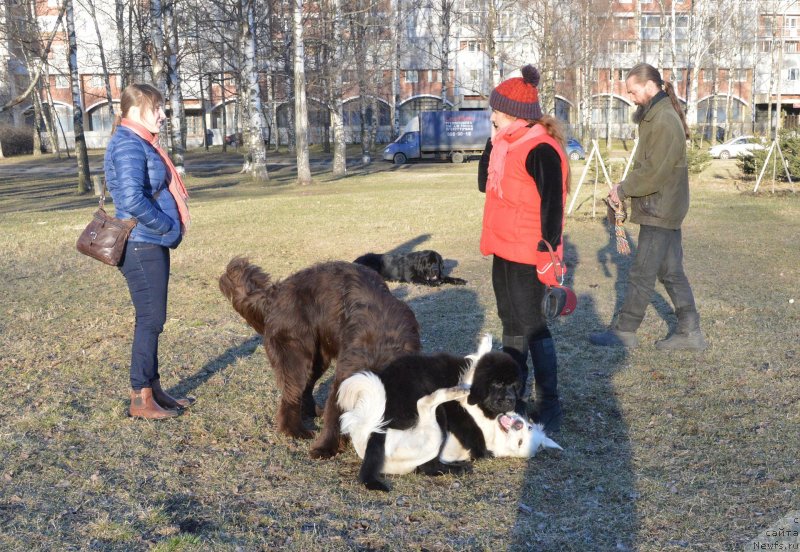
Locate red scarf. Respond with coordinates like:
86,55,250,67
488,119,542,199
120,118,191,233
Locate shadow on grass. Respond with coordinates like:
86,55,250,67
511,235,640,550
168,335,262,399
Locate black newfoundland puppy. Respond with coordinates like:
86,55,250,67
353,250,467,286
338,336,559,491
219,257,421,459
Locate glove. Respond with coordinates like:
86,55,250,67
535,249,566,287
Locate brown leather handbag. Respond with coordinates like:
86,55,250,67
76,181,136,266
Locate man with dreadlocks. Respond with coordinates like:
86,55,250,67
590,63,706,351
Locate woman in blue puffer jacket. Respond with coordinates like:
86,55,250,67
105,83,193,419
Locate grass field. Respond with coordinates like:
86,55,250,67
0,151,798,551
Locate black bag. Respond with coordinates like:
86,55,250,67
76,181,136,266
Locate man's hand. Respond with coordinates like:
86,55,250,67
609,184,622,205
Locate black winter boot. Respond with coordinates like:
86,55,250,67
656,308,707,351
502,335,529,411
529,337,563,434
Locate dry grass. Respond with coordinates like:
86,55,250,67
0,153,798,551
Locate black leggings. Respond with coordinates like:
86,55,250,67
492,255,552,343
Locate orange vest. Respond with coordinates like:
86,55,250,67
480,125,569,265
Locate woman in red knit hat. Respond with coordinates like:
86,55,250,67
478,65,570,434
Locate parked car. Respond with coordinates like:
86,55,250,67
709,135,765,159
225,132,243,146
566,138,585,161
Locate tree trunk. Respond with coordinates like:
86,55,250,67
293,0,312,185
331,0,347,176
150,0,166,96
164,0,185,173
65,0,91,194
242,0,269,182
115,0,127,88
440,0,450,112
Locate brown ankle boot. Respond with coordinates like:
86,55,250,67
151,379,195,409
129,388,179,419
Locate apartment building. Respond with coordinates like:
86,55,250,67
2,0,798,149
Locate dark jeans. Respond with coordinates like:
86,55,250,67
615,225,697,332
492,255,552,343
119,240,170,390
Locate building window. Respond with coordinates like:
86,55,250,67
736,69,748,81
469,69,479,83
468,41,481,52
614,17,631,33
786,41,799,54
89,104,115,132
498,12,513,36
669,69,683,82
55,75,69,89
788,68,800,81
90,75,103,88
761,40,772,53
641,15,661,40
405,70,419,84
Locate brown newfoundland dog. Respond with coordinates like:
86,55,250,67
219,257,421,459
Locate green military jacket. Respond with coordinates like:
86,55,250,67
619,91,690,230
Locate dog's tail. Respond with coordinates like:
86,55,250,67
218,256,273,335
460,333,494,386
338,371,388,457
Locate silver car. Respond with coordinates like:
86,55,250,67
709,136,765,159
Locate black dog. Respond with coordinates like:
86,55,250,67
338,335,523,491
354,250,467,286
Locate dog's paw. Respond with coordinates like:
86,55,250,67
309,445,340,460
280,425,315,440
363,478,392,492
443,460,473,475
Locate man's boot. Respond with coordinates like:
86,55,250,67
130,388,179,419
656,308,707,351
528,337,563,434
151,379,195,409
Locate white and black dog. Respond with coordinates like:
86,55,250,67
353,250,467,286
440,335,562,462
338,335,561,491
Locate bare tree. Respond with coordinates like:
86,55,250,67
326,0,347,176
293,0,312,184
65,0,92,194
82,0,116,122
163,0,185,172
150,0,166,94
241,0,269,181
